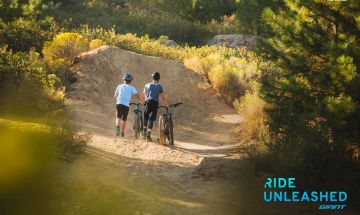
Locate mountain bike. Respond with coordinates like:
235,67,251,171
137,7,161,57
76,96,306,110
129,103,144,139
158,103,182,146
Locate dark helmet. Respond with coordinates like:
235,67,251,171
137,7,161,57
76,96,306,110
123,73,133,81
152,72,160,80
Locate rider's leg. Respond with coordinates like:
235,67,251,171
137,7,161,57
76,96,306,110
147,120,154,132
115,118,120,135
120,120,126,137
143,114,148,130
116,104,129,137
146,120,153,140
143,107,150,138
115,106,121,135
147,101,158,135
121,120,126,132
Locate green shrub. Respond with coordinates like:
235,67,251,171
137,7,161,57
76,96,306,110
43,32,89,62
46,58,71,85
204,14,241,34
157,35,169,43
0,46,63,115
0,17,61,52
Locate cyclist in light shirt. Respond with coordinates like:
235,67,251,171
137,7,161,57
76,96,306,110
114,73,143,137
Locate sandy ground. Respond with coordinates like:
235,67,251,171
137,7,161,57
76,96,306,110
67,46,245,168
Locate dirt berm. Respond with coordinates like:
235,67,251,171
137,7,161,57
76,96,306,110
66,46,242,167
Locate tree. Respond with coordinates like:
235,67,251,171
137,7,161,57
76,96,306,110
236,0,278,35
260,0,360,190
191,0,238,22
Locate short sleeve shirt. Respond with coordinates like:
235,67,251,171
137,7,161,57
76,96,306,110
144,83,164,102
115,84,137,106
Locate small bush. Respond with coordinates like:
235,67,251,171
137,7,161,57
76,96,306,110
89,39,105,50
234,88,269,143
205,14,241,34
46,58,71,85
43,32,89,62
157,35,169,43
185,54,260,103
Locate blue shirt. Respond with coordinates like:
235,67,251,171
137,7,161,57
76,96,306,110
115,84,137,106
144,83,164,102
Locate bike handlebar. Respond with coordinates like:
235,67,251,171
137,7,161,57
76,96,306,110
158,102,182,108
129,102,182,107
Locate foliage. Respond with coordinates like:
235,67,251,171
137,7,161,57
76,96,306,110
0,0,46,21
204,14,241,34
42,0,211,45
46,58,71,85
234,86,269,143
236,0,278,35
0,115,87,200
0,46,64,115
78,26,263,104
260,0,360,192
185,53,260,103
155,0,237,22
0,16,62,52
157,35,169,43
43,32,89,62
190,0,238,22
89,39,105,50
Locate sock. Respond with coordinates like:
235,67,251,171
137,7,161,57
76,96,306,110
115,126,120,133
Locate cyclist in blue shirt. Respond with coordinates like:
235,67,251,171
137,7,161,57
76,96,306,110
143,72,169,141
114,73,143,137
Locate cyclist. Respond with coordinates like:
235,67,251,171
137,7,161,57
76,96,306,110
143,72,169,141
114,73,143,137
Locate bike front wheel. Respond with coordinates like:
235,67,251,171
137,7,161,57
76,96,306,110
140,113,144,137
167,114,174,146
158,115,166,145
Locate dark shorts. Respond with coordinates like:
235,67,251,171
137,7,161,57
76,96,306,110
144,100,159,121
116,104,129,121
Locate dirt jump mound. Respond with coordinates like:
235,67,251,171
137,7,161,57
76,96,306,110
67,46,241,167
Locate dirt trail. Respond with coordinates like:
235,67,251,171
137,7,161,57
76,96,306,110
67,45,244,167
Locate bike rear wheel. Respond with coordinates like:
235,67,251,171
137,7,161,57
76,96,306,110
134,113,141,139
158,115,166,145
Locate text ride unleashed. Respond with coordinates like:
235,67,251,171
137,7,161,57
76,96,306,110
263,178,347,210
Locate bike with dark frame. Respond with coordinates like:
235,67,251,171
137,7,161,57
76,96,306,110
129,102,144,139
158,102,182,146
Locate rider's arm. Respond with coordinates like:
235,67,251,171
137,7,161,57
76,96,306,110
135,93,144,104
143,92,148,101
143,85,148,101
160,92,169,107
114,89,118,99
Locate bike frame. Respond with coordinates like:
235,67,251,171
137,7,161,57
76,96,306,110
129,103,143,136
162,107,171,134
